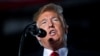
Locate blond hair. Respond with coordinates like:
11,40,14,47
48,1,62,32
33,3,68,32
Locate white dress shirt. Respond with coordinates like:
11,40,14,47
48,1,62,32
43,47,68,56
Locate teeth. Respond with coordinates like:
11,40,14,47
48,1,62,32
49,30,56,36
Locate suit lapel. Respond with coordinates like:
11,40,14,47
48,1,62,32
36,48,44,56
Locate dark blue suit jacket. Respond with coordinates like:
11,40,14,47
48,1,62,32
23,46,100,56
23,46,90,56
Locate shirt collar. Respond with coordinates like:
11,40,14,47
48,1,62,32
43,47,68,56
43,48,53,56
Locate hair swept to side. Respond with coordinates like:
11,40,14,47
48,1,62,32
33,3,63,22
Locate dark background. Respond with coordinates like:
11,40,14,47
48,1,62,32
1,0,100,56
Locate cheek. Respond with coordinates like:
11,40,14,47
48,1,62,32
56,24,64,36
40,37,49,45
39,23,48,30
41,38,47,43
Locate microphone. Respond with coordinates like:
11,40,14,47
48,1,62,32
25,22,47,38
18,22,47,56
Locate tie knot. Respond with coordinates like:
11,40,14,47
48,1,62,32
50,52,59,56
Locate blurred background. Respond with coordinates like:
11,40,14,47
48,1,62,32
1,0,100,56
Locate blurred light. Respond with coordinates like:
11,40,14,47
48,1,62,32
3,18,32,35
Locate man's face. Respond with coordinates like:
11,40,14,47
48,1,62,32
36,11,65,50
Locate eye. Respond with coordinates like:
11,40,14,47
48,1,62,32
41,20,47,24
42,21,46,24
53,17,59,21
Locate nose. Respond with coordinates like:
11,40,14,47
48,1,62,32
48,20,54,28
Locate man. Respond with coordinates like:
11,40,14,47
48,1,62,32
24,3,76,56
33,3,68,56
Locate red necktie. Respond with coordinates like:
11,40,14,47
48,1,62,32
50,52,59,56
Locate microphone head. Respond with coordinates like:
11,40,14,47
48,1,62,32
37,28,47,37
27,23,47,38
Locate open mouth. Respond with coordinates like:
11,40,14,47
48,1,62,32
49,29,56,36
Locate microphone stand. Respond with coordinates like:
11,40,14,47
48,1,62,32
18,22,35,56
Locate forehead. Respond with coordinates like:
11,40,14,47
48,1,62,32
37,11,58,21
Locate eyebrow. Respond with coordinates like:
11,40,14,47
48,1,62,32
52,16,60,21
40,19,46,22
51,16,56,19
40,16,55,22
